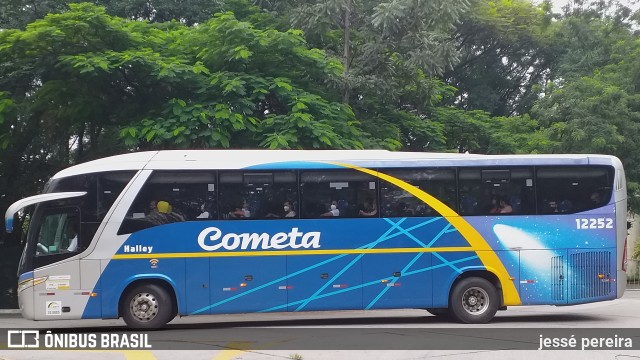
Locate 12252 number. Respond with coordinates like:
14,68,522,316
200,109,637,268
575,218,613,230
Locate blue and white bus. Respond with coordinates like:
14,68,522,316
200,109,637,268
5,150,628,328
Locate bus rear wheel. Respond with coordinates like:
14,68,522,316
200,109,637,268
121,283,174,329
449,277,498,324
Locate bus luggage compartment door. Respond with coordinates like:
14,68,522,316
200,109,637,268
287,254,363,312
185,258,210,314
519,249,568,305
362,252,432,309
209,256,287,313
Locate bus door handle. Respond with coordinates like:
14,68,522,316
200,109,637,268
244,275,253,281
320,273,328,279
393,272,401,277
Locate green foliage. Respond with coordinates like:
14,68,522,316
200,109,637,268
446,0,556,116
529,6,640,210
118,12,362,149
0,5,364,154
276,0,471,150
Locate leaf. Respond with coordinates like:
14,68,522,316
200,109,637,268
146,130,156,142
292,102,307,111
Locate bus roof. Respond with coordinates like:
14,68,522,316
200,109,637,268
52,150,622,179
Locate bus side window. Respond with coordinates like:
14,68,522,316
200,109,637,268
380,168,456,217
118,171,217,235
459,167,535,216
219,171,298,220
300,170,377,219
536,166,614,214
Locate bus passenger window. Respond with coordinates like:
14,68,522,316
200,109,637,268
536,166,613,214
301,170,378,219
380,168,456,217
459,167,535,216
219,171,297,220
118,171,217,234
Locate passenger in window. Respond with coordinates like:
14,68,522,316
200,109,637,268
163,201,185,222
146,200,168,225
229,201,251,218
148,200,184,224
266,201,297,218
544,200,558,213
196,203,211,219
499,198,513,214
488,196,501,214
321,201,340,217
590,192,604,207
359,200,377,216
283,201,296,217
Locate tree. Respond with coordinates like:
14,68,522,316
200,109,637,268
444,0,557,116
267,0,470,150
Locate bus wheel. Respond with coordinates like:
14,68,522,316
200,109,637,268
449,277,498,324
426,308,450,318
122,283,174,329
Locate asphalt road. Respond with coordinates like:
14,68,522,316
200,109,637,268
0,290,639,359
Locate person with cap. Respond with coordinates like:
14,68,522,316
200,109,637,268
147,200,184,225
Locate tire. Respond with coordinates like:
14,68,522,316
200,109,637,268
449,277,499,324
121,283,175,329
426,308,450,318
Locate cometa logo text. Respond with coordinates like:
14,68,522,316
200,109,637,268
197,227,321,251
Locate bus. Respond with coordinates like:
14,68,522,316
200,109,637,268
4,150,627,329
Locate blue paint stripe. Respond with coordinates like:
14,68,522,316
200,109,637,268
260,255,479,312
433,252,463,274
294,218,411,311
403,256,477,276
427,223,452,248
365,252,424,309
384,218,429,247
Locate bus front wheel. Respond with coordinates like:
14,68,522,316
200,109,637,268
121,283,175,329
449,277,498,324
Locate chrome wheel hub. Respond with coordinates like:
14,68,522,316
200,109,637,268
462,287,489,315
130,293,158,322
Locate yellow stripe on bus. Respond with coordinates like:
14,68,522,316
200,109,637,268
112,247,476,259
337,163,522,306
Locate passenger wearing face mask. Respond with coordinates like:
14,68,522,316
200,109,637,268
321,200,340,217
266,201,297,218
